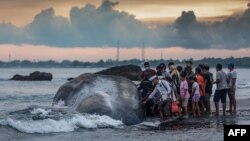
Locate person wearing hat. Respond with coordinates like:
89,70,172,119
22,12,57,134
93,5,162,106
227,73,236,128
227,62,237,114
143,75,172,120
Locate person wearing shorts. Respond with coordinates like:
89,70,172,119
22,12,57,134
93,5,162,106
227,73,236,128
189,76,201,117
180,72,190,116
227,63,237,114
213,64,228,116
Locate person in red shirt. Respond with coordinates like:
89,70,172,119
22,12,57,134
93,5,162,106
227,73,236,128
195,67,205,113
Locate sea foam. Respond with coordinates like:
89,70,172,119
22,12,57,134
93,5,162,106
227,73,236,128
237,82,250,89
0,108,123,134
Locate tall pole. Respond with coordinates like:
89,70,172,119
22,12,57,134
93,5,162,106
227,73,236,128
142,42,145,62
116,40,120,64
161,49,163,60
8,54,11,62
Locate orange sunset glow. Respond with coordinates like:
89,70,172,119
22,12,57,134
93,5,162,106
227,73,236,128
1,44,250,61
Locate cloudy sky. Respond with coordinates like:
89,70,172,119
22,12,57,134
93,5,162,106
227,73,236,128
0,0,250,61
0,0,248,26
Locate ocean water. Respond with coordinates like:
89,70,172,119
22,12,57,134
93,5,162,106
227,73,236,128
0,68,250,141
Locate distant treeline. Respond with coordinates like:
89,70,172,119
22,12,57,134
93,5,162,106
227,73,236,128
0,57,250,68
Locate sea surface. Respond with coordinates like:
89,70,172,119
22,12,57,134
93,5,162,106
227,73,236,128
0,68,250,141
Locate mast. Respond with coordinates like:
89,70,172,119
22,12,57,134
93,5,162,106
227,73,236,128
116,40,120,64
161,49,163,60
8,53,11,62
142,42,145,62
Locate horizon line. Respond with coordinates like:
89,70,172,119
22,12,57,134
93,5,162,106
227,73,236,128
0,56,246,63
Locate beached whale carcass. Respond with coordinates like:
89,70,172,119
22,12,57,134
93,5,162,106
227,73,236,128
53,73,144,125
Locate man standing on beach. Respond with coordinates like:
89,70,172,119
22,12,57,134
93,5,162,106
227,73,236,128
213,64,228,116
203,64,213,114
227,63,237,114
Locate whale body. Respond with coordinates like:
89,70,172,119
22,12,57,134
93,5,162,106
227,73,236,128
53,73,144,125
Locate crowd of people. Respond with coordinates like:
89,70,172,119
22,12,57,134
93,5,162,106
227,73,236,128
138,60,237,120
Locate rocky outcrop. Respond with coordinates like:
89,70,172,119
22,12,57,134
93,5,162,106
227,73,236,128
95,65,142,81
10,71,53,81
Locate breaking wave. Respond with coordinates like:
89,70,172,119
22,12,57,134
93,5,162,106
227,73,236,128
237,82,250,89
0,108,123,133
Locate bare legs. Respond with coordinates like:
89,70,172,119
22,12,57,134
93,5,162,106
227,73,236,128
206,95,211,114
228,94,236,114
183,106,188,116
200,100,205,114
214,102,219,116
223,103,226,116
192,102,200,117
214,102,226,116
159,110,164,120
214,90,227,116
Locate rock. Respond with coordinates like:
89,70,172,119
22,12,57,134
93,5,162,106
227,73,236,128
67,77,74,81
96,65,142,81
10,71,53,81
53,73,144,125
10,74,30,81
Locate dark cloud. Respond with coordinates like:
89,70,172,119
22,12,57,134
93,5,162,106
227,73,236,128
152,3,250,49
172,11,212,48
207,3,250,49
26,8,74,46
7,0,150,47
69,0,150,47
0,22,23,44
0,0,250,49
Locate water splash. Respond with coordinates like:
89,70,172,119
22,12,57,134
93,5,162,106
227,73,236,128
0,107,124,134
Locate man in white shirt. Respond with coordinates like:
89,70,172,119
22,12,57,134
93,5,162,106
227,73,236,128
227,63,237,114
213,64,228,116
143,75,172,120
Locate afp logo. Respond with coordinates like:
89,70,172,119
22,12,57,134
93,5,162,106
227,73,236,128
228,129,246,136
224,125,250,141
